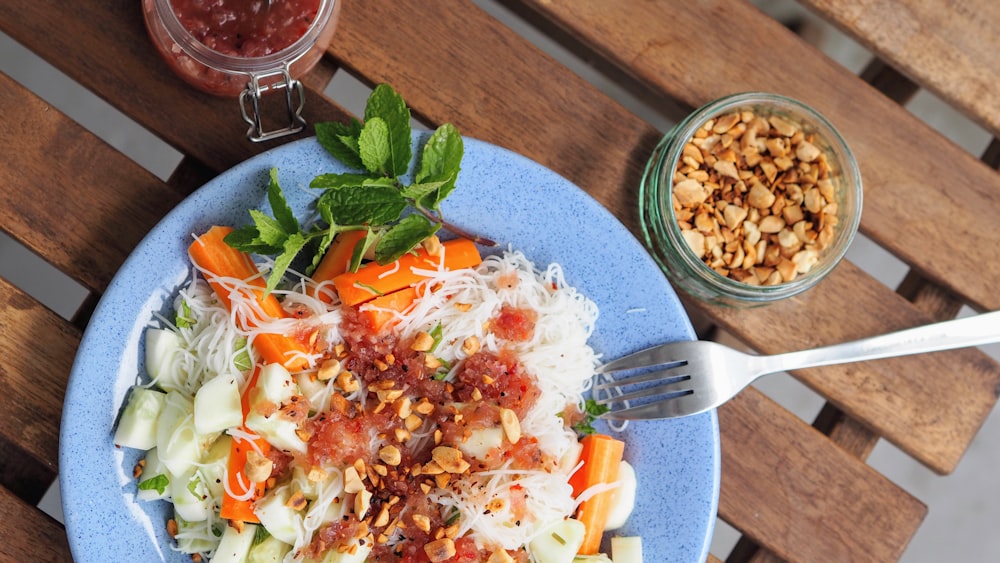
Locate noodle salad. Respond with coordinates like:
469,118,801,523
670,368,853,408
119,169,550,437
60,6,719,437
112,85,642,562
114,231,640,562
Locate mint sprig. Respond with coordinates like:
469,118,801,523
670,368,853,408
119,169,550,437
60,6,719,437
225,84,492,293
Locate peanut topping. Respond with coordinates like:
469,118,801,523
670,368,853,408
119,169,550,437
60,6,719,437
354,489,373,518
411,331,435,352
431,446,471,474
244,449,273,483
336,370,360,393
424,538,456,562
166,519,178,538
379,445,402,466
487,550,516,563
499,408,521,444
317,358,341,381
672,109,841,284
461,335,480,356
343,466,365,493
285,490,308,511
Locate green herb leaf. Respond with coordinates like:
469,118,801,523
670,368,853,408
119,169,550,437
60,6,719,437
572,398,610,435
266,233,308,295
175,300,194,329
414,123,463,210
252,524,271,547
359,116,391,175
444,506,461,525
234,336,252,372
137,474,169,495
248,209,289,248
267,168,299,236
224,224,282,255
428,323,443,353
186,476,201,499
315,119,365,170
349,229,375,272
374,214,440,264
319,185,407,226
310,172,372,190
399,181,448,202
364,84,412,177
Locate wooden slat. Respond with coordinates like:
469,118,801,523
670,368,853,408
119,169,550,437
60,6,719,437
801,0,1000,138
323,0,1000,474
0,71,183,294
0,277,79,472
0,1,353,175
515,0,1000,314
718,389,925,562
0,485,71,562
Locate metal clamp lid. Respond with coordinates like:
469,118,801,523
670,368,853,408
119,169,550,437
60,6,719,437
239,65,306,143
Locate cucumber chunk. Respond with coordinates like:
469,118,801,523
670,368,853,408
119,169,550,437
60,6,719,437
136,448,171,501
530,518,586,563
247,535,292,563
194,373,242,435
254,484,304,545
213,522,258,563
145,327,185,393
604,460,637,530
245,364,308,454
114,386,166,450
611,536,643,563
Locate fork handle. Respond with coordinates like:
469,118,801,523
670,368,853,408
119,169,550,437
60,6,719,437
755,310,1000,375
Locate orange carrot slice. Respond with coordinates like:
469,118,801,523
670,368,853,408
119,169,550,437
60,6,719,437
220,366,269,523
568,434,625,555
310,229,367,302
332,238,481,307
188,226,311,371
360,286,419,332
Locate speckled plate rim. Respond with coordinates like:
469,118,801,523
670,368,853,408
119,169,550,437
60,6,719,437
60,134,720,561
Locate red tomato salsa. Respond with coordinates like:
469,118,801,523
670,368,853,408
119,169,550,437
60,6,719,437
170,0,320,57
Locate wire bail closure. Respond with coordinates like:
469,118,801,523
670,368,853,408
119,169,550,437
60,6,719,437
240,65,306,143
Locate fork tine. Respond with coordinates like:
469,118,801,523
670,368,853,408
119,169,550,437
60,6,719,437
593,362,690,392
596,341,686,374
594,377,694,405
600,392,713,420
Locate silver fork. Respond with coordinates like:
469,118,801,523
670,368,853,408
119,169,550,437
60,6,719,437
594,310,1000,420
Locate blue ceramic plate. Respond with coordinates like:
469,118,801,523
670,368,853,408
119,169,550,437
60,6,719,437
60,135,719,561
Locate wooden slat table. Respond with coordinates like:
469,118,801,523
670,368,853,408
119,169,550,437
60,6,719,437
1,1,997,561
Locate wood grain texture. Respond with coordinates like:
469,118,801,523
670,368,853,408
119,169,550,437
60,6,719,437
0,71,183,293
0,278,79,471
516,0,1000,314
718,390,926,562
325,0,999,473
801,0,1000,138
0,485,71,562
0,1,353,175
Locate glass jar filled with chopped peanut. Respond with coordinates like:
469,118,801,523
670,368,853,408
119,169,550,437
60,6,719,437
640,93,862,306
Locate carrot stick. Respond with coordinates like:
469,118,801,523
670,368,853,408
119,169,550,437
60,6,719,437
332,238,482,306
568,434,625,555
221,366,270,523
188,226,311,371
359,286,419,332
311,230,367,302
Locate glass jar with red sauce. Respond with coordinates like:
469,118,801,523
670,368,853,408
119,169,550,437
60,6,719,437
142,0,340,141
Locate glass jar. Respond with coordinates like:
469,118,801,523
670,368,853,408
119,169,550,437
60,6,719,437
640,92,863,307
142,0,341,142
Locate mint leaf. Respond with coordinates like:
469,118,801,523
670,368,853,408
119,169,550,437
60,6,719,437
415,123,463,210
349,230,374,273
374,214,440,264
319,185,407,226
267,168,299,235
310,172,372,190
359,117,391,175
175,300,194,329
234,336,252,372
364,84,412,176
138,474,169,495
315,120,364,170
252,524,271,547
400,181,448,202
572,399,610,435
224,225,282,255
248,209,289,248
266,233,308,294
